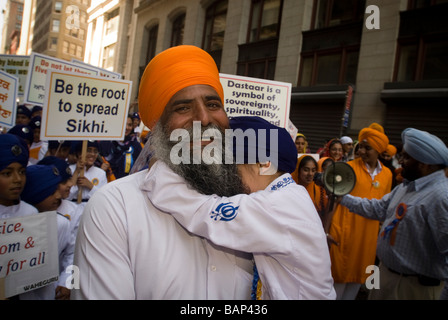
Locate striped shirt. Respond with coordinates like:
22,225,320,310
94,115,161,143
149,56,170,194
341,170,448,285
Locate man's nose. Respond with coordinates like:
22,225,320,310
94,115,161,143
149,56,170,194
193,103,211,127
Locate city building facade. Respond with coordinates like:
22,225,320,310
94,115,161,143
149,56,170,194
8,0,448,149
120,0,448,149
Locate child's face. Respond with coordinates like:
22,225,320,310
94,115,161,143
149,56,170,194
34,189,62,212
58,179,73,199
0,162,26,206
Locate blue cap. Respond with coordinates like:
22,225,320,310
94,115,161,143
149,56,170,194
22,165,62,205
17,105,31,118
229,116,297,173
38,156,72,182
0,134,29,171
8,124,34,145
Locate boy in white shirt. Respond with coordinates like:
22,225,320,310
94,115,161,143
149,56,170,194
0,134,37,219
145,116,336,300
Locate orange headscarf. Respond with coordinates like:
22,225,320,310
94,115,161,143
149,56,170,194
138,45,224,129
358,127,389,154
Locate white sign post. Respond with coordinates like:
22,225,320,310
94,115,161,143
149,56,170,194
0,69,18,129
0,212,59,298
219,74,292,128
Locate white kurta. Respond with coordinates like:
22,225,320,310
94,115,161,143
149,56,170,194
145,161,336,300
72,168,254,300
0,200,38,219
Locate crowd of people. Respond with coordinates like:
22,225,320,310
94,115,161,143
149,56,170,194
1,45,447,301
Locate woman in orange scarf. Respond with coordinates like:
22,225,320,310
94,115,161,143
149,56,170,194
328,127,392,300
292,155,329,222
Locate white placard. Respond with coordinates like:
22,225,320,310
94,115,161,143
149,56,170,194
70,58,122,79
0,55,29,96
0,69,18,128
41,70,132,141
24,53,99,106
219,73,292,128
0,212,58,298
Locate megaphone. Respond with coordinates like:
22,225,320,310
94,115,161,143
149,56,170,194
314,162,356,196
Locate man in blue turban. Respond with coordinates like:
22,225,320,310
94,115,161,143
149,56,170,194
340,128,448,300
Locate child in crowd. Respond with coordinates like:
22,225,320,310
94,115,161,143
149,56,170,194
38,156,83,236
68,140,107,206
0,134,37,219
144,116,335,300
20,165,75,300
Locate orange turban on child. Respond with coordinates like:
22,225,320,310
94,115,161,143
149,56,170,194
138,45,224,129
358,127,389,153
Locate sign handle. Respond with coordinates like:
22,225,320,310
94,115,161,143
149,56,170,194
77,140,87,204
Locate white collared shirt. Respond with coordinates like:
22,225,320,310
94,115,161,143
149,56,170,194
72,168,253,300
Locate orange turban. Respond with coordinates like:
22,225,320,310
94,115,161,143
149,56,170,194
369,122,385,134
386,144,397,156
358,128,389,153
138,45,224,129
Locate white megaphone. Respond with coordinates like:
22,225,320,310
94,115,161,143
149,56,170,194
314,162,356,196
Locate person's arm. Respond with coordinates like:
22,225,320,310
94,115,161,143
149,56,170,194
71,188,136,299
340,191,393,222
145,162,303,254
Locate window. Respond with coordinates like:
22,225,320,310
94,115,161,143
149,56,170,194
145,24,158,64
171,14,185,47
76,45,83,58
312,0,365,30
105,9,119,35
103,44,115,70
203,0,228,52
63,41,69,54
247,0,282,42
299,48,359,86
52,19,60,32
55,1,63,13
50,37,58,50
395,37,448,81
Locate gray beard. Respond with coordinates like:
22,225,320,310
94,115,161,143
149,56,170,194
150,122,249,197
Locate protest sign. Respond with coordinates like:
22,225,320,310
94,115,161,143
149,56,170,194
41,70,132,141
0,55,29,97
71,58,122,79
0,212,58,298
219,74,292,128
0,69,18,128
24,53,99,106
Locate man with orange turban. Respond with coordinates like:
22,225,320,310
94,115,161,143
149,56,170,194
327,125,393,299
73,46,254,299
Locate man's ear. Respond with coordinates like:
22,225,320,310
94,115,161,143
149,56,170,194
258,162,277,176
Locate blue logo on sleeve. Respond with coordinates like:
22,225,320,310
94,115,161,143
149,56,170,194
210,202,239,221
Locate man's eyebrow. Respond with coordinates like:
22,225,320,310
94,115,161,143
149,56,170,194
205,95,222,102
170,99,194,107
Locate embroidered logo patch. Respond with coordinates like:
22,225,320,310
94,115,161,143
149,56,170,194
210,202,239,221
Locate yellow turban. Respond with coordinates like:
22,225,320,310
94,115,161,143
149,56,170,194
138,45,224,129
358,127,389,153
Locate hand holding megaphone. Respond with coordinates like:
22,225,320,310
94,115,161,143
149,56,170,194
313,162,356,196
